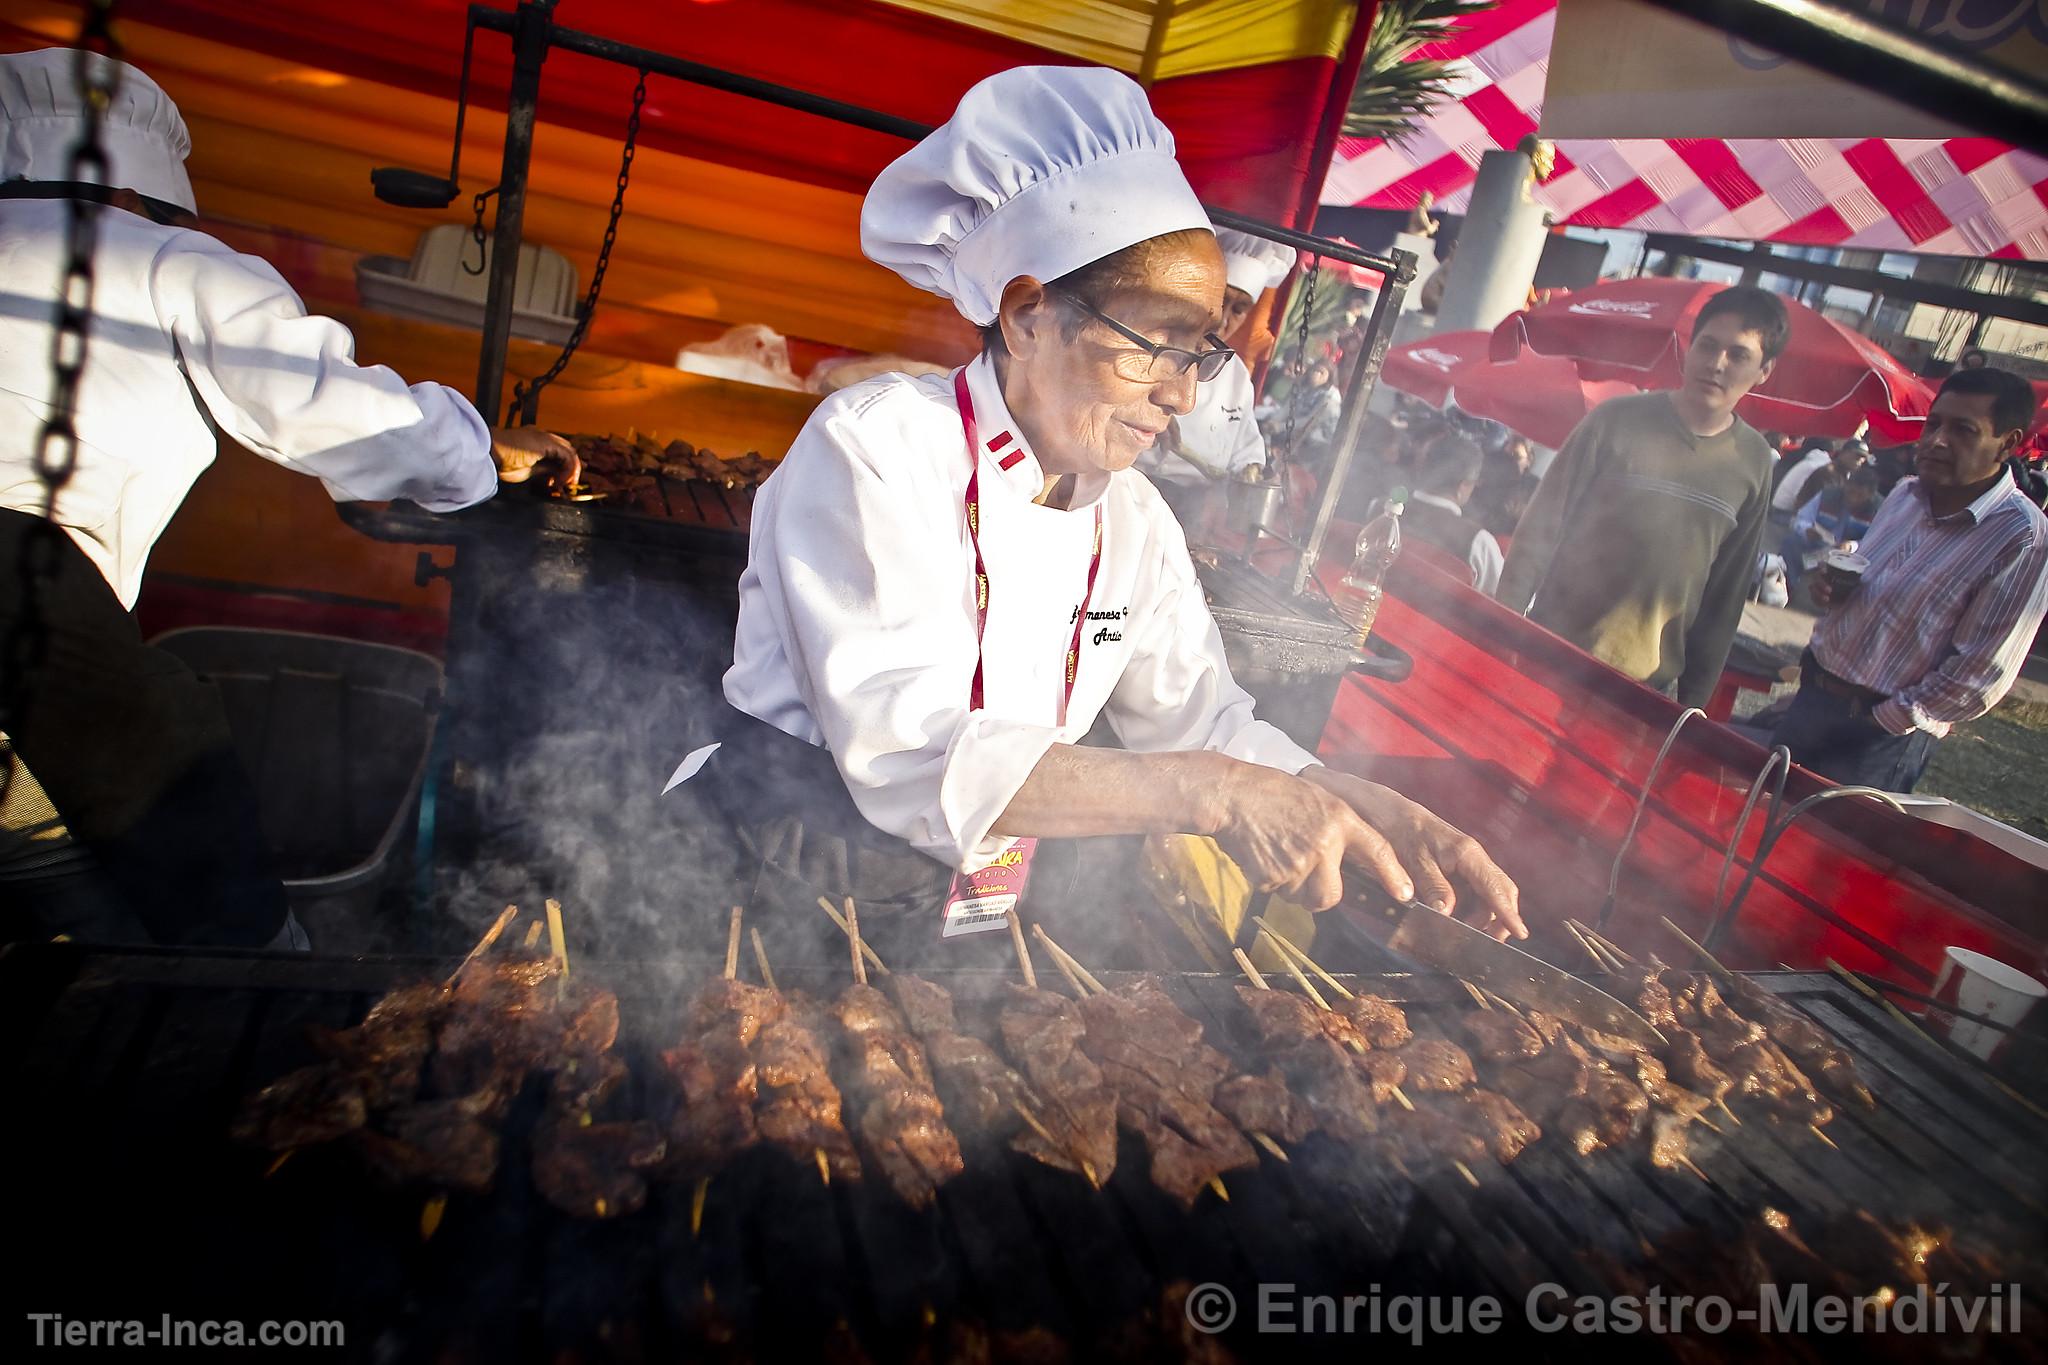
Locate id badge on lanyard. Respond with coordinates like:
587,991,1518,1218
941,370,1102,940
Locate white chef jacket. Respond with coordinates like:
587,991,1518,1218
724,353,1317,873
0,201,499,608
1135,354,1266,489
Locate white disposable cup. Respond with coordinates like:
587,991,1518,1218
1929,947,2046,1062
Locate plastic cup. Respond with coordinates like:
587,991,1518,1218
1929,947,2046,1062
1822,549,1868,598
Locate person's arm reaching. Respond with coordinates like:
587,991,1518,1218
1468,527,1505,597
153,233,571,508
1676,479,1771,707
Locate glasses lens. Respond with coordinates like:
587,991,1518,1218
1194,348,1234,382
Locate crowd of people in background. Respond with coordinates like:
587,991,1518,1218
1227,279,2048,798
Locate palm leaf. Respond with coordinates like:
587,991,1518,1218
1345,0,1494,145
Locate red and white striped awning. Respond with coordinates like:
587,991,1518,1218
1320,0,2048,260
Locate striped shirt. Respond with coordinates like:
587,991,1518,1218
1811,471,2048,737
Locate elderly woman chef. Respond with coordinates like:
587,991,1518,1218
1133,227,1295,509
708,67,1521,963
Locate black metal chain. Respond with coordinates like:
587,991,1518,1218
1279,254,1321,468
508,68,647,425
461,185,498,276
4,4,122,796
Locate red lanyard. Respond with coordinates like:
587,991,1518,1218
954,368,1104,726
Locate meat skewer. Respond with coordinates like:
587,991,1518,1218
1026,927,1244,1205
824,905,965,1208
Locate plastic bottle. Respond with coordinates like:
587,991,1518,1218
1339,489,1405,645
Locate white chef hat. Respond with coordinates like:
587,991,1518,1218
1215,227,1295,298
0,47,196,214
861,66,1211,327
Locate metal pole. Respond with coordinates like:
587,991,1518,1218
1638,0,2048,155
474,0,550,423
469,5,933,142
1291,249,1415,596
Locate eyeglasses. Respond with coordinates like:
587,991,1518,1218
1053,290,1235,383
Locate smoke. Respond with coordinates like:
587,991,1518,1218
424,537,751,964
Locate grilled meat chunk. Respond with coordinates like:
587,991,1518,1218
1389,1036,1476,1093
1213,1071,1313,1144
532,1118,666,1218
354,1099,500,1192
886,974,959,1037
1338,994,1413,1050
1460,1089,1542,1163
997,988,1118,1184
1461,1009,1544,1063
754,994,862,1182
232,1064,368,1150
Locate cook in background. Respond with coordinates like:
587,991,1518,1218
1132,227,1293,517
0,49,571,948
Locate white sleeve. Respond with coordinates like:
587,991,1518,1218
1102,507,1318,774
747,411,1062,873
1223,402,1269,474
149,233,497,512
1469,528,1505,597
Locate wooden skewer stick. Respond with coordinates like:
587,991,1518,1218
1251,916,1356,1000
1566,919,1631,973
1578,921,1638,967
420,1193,448,1241
1042,943,1091,999
1482,989,1530,1022
1562,921,1610,975
1458,979,1493,1011
447,905,520,986
1264,931,1332,1012
1659,916,1732,979
1233,947,1269,992
1452,1160,1480,1188
545,898,570,977
1032,925,1105,997
816,897,889,975
1009,1100,1099,1187
845,898,867,987
814,1149,831,1186
264,1150,294,1179
691,1177,710,1237
1251,1131,1291,1163
1207,1176,1230,1203
1718,1098,1742,1126
1006,910,1037,990
724,907,743,982
1677,1155,1713,1184
522,921,545,951
1809,1124,1840,1150
1390,1085,1416,1112
750,928,779,994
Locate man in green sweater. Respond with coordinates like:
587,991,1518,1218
1496,286,1785,708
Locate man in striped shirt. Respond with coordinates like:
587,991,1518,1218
1771,368,2048,791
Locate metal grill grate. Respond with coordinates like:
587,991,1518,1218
2,944,2040,1362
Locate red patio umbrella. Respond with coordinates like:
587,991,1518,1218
1383,331,1637,448
1489,278,1933,443
1382,331,1491,408
1450,357,1638,451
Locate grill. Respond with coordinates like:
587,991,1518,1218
5,940,2040,1362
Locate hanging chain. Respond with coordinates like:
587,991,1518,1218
461,185,498,276
1279,255,1321,469
508,68,647,425
5,4,122,777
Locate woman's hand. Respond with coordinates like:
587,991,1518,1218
1208,763,1412,914
490,426,580,486
1298,767,1526,941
